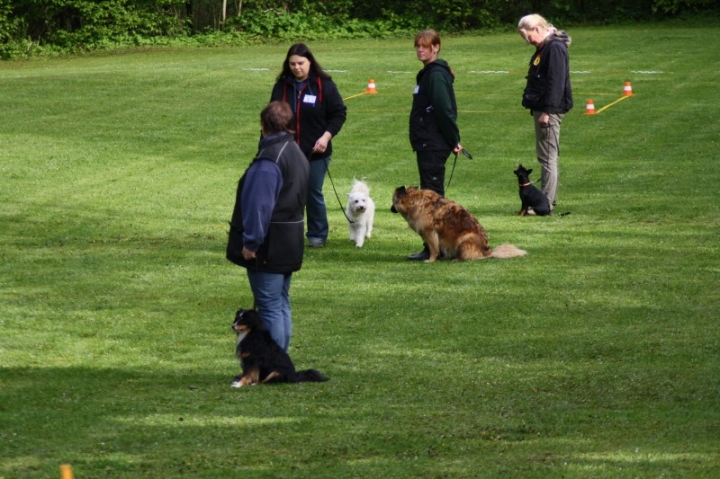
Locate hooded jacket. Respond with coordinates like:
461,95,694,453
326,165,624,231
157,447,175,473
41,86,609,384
522,31,573,114
409,59,460,152
270,75,347,161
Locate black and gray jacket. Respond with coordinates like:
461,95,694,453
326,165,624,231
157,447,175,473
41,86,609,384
409,59,460,152
522,32,573,114
226,133,309,274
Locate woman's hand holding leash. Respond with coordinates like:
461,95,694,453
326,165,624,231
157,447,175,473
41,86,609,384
312,132,332,154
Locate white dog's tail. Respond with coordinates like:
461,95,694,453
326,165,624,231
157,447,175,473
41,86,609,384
489,244,527,259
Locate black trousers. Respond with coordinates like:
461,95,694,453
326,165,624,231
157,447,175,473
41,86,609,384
416,149,451,197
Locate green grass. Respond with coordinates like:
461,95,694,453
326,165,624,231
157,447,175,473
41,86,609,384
1,23,719,478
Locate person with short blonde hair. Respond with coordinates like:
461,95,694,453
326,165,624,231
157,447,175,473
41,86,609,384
517,14,573,212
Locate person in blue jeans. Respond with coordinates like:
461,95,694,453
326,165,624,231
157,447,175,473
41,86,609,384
226,101,309,351
270,43,347,248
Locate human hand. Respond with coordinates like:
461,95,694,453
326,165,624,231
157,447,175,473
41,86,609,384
539,113,550,127
241,246,256,260
312,132,332,153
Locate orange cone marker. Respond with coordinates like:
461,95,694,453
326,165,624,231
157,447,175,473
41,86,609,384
60,464,74,479
365,79,378,94
584,99,596,115
623,81,633,96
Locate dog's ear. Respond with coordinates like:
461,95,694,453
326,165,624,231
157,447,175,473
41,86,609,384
391,186,405,213
527,168,533,175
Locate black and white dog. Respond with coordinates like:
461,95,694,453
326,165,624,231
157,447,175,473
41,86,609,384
514,164,552,216
231,309,329,388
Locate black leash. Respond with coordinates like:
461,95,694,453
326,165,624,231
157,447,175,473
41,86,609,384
445,148,473,190
314,154,355,224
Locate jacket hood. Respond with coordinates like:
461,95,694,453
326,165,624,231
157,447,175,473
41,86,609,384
550,29,572,48
424,59,452,72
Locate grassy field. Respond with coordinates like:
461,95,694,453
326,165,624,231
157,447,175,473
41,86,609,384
1,22,719,478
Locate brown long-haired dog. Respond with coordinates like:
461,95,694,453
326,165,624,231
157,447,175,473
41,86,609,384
391,186,527,263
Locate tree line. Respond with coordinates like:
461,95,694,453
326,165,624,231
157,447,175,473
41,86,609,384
0,0,716,58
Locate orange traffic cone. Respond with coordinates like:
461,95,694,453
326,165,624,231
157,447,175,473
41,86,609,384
623,81,633,96
365,79,378,94
584,99,596,115
60,464,74,479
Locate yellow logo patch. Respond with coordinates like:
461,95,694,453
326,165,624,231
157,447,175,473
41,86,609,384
533,55,541,66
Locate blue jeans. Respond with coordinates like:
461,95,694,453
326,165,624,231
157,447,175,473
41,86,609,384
246,269,292,351
306,157,329,243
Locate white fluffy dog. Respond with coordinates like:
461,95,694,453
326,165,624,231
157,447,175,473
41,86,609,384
346,179,375,248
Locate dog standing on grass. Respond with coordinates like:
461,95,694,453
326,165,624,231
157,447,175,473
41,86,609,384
391,186,527,263
231,309,329,388
514,164,552,216
346,179,375,248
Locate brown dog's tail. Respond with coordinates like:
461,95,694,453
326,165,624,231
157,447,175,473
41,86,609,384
489,244,528,259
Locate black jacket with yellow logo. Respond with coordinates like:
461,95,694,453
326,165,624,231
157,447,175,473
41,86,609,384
522,33,573,114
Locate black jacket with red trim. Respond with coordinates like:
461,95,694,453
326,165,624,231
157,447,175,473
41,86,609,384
270,75,347,161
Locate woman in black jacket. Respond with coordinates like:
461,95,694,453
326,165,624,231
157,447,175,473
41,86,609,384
270,43,347,248
518,14,573,213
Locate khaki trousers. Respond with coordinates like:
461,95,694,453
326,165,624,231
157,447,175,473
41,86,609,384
532,110,564,206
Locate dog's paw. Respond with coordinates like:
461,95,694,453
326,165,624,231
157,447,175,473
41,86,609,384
231,380,244,388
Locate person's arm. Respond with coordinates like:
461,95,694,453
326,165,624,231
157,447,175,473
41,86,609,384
542,42,568,114
322,81,347,139
240,160,283,255
427,71,461,150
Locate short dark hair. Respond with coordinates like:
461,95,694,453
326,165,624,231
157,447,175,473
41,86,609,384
260,101,294,135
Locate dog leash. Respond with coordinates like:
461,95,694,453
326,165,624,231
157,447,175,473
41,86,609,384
445,148,473,190
309,153,355,224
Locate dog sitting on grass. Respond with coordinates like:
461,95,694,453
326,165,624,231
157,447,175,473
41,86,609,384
391,186,527,263
231,309,329,388
514,164,552,216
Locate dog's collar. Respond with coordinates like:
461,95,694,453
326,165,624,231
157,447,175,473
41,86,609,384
519,182,532,187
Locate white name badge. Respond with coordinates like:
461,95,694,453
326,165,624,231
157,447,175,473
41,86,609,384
413,85,420,94
303,95,317,105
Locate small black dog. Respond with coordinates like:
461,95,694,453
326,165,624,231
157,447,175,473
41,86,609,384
514,164,552,216
231,309,329,388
